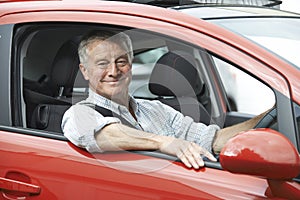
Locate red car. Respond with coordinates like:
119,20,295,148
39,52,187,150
0,0,299,199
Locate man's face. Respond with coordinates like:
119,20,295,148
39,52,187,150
80,40,132,100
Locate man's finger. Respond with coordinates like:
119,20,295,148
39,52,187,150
181,144,200,169
200,147,217,162
186,153,200,169
187,144,203,168
177,151,192,168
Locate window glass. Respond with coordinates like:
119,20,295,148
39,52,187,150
212,17,300,70
130,47,168,96
133,47,168,64
213,56,275,115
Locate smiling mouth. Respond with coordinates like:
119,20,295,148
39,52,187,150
101,78,125,84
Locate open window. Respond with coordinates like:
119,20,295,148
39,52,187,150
16,23,218,134
14,23,277,138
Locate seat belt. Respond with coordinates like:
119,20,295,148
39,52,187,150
79,102,136,129
24,88,135,129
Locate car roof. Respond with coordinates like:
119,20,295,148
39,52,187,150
0,0,256,42
103,0,283,8
0,0,198,25
174,5,300,19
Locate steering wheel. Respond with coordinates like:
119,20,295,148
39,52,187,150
254,107,277,129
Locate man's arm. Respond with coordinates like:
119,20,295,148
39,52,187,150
96,123,217,169
212,107,273,154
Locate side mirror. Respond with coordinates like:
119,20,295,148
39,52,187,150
220,128,300,180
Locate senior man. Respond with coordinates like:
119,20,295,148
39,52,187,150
62,30,268,169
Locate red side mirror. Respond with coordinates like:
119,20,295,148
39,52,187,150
220,128,300,180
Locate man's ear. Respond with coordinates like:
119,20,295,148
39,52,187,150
79,64,89,81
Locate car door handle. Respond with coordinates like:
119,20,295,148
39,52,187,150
0,177,41,194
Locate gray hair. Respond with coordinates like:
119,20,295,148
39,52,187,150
78,30,134,67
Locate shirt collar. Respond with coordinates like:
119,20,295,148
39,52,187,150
129,95,139,114
86,89,139,114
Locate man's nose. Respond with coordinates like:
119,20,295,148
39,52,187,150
107,62,119,76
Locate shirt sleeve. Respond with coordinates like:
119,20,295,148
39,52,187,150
61,104,120,153
159,102,220,153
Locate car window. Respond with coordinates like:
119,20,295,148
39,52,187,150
133,47,168,64
211,17,300,70
14,23,277,141
130,47,168,96
213,56,276,115
16,24,218,133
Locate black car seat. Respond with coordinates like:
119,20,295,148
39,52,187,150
149,51,212,125
24,37,85,133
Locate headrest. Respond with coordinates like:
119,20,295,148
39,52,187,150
149,52,204,97
50,38,80,94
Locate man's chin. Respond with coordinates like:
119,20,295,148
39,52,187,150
98,87,128,98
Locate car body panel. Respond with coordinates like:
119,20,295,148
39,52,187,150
0,130,271,199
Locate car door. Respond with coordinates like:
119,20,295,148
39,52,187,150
0,2,299,199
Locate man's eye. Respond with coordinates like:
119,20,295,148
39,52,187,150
97,62,109,68
116,60,128,66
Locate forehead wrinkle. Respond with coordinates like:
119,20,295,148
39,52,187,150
89,40,128,61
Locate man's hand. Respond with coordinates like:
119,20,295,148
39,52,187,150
212,106,274,154
159,137,217,169
97,123,216,169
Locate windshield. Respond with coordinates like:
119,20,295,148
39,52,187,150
210,17,300,69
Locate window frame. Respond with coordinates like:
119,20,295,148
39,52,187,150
0,24,14,127
10,16,297,155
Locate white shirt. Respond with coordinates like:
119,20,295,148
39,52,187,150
62,89,220,153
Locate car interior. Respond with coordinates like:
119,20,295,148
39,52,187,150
17,23,271,137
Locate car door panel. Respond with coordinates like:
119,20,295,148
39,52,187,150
0,130,273,199
224,112,254,127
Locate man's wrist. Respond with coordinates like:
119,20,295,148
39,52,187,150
154,135,176,153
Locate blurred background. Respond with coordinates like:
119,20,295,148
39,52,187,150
281,0,300,13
